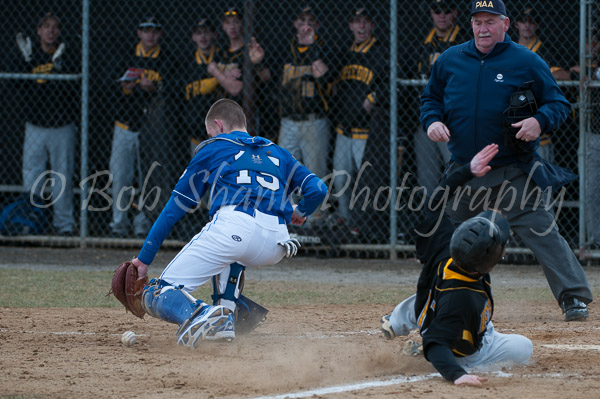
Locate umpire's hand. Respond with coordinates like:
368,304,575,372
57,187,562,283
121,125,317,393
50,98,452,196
427,121,451,142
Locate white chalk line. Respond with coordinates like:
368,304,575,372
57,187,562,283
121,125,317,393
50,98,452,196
0,329,148,337
541,344,600,351
250,371,582,399
251,373,440,399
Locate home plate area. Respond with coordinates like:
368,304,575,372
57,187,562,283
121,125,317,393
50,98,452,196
1,301,600,399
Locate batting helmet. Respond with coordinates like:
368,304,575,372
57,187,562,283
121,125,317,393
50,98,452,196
449,210,510,274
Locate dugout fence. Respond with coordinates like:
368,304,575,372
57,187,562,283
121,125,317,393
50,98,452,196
0,0,598,262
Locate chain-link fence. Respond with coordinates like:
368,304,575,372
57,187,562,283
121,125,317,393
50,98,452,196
0,0,598,261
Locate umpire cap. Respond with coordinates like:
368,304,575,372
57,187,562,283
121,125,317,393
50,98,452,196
470,0,507,17
449,210,510,274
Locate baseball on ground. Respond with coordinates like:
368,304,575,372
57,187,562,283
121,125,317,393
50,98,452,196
121,331,137,346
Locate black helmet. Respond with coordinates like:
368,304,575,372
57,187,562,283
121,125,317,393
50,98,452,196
450,210,510,274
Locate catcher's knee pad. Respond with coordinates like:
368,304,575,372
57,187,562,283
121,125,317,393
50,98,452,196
212,262,246,311
142,279,205,326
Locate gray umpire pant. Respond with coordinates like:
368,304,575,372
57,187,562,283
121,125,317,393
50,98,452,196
445,163,593,304
23,122,76,233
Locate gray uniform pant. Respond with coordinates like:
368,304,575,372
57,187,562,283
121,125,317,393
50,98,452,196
445,163,593,304
388,294,532,371
23,122,76,233
109,124,151,236
585,133,600,245
278,117,330,180
332,133,367,220
415,126,451,194
278,117,330,221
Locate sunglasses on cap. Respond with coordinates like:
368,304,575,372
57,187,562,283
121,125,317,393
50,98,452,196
432,7,453,15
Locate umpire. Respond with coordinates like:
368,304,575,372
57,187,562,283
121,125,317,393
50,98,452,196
420,0,592,321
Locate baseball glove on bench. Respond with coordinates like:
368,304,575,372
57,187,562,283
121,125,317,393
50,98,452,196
108,260,148,319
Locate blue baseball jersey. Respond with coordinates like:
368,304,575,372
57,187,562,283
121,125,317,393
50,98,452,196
137,130,327,265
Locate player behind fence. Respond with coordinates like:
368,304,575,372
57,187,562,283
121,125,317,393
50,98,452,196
381,144,533,386
127,99,327,348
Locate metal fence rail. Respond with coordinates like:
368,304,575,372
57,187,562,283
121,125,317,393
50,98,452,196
0,0,598,262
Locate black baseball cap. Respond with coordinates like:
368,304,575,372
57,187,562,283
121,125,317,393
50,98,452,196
297,6,317,20
470,0,507,17
38,12,60,27
223,7,242,19
138,16,162,30
430,0,456,12
516,6,538,23
351,7,373,21
193,18,215,32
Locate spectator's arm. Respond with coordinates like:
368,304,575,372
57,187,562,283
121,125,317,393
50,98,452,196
208,62,243,97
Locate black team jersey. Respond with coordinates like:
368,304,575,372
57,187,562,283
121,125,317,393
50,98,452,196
329,35,385,139
216,46,242,104
19,42,79,128
182,46,220,144
278,36,330,119
114,42,170,132
521,37,570,146
418,25,469,79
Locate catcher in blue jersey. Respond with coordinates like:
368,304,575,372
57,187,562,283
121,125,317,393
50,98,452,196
128,99,327,348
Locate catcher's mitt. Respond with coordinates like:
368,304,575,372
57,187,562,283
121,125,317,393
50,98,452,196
108,260,148,319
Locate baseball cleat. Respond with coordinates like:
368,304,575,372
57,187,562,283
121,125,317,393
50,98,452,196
205,309,235,341
176,305,230,348
381,314,396,340
561,296,589,322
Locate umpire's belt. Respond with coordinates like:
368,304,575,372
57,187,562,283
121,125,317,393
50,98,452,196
286,113,324,122
219,205,286,225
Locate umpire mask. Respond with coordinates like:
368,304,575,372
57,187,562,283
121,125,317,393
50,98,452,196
449,210,510,274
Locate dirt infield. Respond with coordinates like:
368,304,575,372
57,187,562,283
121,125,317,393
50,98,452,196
1,247,600,398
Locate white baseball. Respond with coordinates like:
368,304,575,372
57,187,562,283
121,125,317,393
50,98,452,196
121,331,137,346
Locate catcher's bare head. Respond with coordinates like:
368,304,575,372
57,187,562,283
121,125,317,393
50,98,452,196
449,210,510,274
205,99,247,137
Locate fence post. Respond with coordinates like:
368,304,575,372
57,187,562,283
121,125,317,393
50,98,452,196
79,0,90,247
388,0,398,260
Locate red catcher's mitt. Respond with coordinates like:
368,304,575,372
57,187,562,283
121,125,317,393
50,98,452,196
108,260,148,319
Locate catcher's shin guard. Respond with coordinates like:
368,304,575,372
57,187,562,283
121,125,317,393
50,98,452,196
212,262,246,311
211,263,269,335
141,279,205,326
